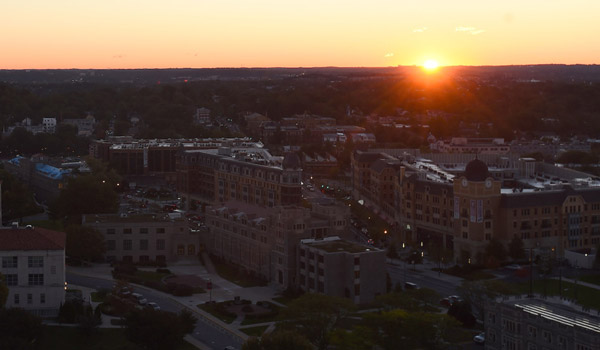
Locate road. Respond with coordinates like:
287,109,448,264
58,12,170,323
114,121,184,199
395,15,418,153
386,261,461,297
67,273,243,350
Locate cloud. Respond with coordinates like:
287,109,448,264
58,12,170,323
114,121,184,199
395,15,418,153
456,26,485,35
412,27,428,33
384,53,394,58
112,54,125,59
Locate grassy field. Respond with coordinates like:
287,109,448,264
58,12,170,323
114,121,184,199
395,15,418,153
198,303,238,324
39,326,197,350
513,278,600,310
579,273,600,286
240,325,269,337
211,257,267,287
135,270,170,282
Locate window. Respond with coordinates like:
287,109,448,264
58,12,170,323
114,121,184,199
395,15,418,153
177,245,185,255
2,256,17,268
139,239,148,251
156,239,166,250
123,228,132,234
123,240,132,250
107,240,116,251
27,294,33,304
140,228,148,234
188,245,196,255
28,274,44,286
156,228,165,234
40,293,46,304
51,265,57,274
139,255,150,263
28,256,44,268
6,274,17,286
106,228,116,234
14,294,19,305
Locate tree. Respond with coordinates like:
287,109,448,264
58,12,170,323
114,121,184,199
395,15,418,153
0,273,8,307
65,225,106,262
278,293,355,350
508,235,526,260
457,279,514,320
0,307,43,349
125,308,197,350
242,330,313,350
484,238,507,266
447,300,476,327
386,241,398,261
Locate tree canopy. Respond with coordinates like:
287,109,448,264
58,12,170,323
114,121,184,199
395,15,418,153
124,308,197,350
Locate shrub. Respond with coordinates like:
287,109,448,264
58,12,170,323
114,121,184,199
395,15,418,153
242,305,254,313
172,284,194,296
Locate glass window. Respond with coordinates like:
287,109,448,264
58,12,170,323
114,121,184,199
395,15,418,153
123,240,132,251
106,228,116,234
2,256,17,268
27,294,33,304
6,274,18,286
123,228,132,234
28,256,44,268
156,228,165,234
28,274,44,286
156,239,166,250
177,245,185,255
106,240,116,251
139,239,148,251
139,228,148,234
40,293,45,304
14,294,19,304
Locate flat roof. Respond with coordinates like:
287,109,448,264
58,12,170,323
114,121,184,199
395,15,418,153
301,237,378,253
83,213,184,223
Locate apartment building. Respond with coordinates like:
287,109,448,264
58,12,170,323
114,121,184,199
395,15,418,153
82,213,199,264
205,198,350,290
485,296,600,350
0,226,65,317
177,146,302,208
298,237,386,304
353,151,600,262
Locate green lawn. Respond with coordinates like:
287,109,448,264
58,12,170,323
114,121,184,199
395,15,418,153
579,274,600,286
135,270,170,282
91,291,107,303
198,303,238,324
39,326,197,350
240,325,269,337
512,278,600,310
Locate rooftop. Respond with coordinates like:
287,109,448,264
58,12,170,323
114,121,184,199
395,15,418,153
83,213,185,224
0,226,65,251
301,236,377,253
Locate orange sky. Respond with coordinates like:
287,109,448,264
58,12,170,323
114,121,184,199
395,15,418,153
1,0,599,69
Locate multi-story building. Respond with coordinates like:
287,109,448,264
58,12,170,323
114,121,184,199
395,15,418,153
353,151,600,262
0,226,66,317
89,137,255,183
298,236,386,304
4,155,73,202
485,296,600,350
301,152,338,177
177,146,302,209
431,137,510,154
193,107,211,125
62,115,96,136
42,117,57,134
204,198,350,290
82,213,199,264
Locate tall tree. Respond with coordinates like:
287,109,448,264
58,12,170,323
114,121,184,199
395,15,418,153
278,293,355,350
65,225,106,262
508,235,526,260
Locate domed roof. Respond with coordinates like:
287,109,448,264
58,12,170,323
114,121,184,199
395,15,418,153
282,153,301,170
464,158,489,182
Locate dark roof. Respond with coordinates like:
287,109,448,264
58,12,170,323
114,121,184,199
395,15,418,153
370,159,402,173
464,158,489,181
282,153,302,170
500,186,600,208
354,151,385,163
0,227,66,251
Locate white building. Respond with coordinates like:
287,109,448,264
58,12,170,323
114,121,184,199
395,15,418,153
193,108,211,125
0,226,66,317
42,118,57,133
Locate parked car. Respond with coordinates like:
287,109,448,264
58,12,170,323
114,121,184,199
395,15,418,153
473,332,485,345
146,302,160,310
505,264,522,270
131,293,147,306
404,282,419,290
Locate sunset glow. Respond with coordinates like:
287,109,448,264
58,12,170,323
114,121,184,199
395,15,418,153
423,60,440,71
1,1,600,68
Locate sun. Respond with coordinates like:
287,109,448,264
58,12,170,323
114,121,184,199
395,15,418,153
423,59,440,71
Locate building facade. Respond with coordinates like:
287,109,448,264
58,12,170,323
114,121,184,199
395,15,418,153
0,226,66,317
485,296,600,350
298,237,386,304
82,213,199,264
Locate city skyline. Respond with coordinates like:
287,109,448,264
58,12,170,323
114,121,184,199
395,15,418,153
2,0,600,69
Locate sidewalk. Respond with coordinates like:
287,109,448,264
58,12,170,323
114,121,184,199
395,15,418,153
551,276,600,291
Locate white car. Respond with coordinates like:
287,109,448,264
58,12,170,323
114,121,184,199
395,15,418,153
473,332,485,344
147,302,160,310
131,293,147,306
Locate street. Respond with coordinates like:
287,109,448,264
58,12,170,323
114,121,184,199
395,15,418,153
67,273,244,350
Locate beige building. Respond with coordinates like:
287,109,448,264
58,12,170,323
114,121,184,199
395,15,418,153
205,199,350,290
82,213,199,264
298,237,386,304
0,226,66,317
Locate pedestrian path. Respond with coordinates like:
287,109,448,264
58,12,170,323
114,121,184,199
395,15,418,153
551,276,600,291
